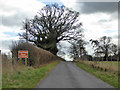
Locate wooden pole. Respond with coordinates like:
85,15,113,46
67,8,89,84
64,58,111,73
20,58,22,64
25,58,27,66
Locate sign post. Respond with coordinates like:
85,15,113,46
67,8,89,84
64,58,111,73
25,58,27,66
18,50,28,65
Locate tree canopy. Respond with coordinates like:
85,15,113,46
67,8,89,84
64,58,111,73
19,3,82,55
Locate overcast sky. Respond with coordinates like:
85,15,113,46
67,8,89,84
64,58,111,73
0,0,118,61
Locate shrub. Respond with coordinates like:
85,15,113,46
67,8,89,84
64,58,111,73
10,40,60,67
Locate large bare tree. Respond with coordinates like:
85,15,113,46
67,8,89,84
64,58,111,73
19,4,82,55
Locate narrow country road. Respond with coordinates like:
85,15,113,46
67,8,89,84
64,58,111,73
36,61,114,88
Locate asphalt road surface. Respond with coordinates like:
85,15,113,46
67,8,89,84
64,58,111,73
36,61,114,88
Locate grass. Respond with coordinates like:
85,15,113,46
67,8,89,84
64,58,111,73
80,61,118,74
2,60,59,88
76,61,118,88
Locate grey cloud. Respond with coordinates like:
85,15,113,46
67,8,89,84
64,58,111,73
0,2,23,27
0,2,35,27
0,40,12,50
82,2,118,14
74,2,118,14
0,3,14,12
110,11,118,19
1,12,29,27
98,19,112,23
113,35,118,39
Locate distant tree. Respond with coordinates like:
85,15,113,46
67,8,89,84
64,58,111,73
99,36,112,60
69,42,78,60
90,36,113,61
90,39,100,57
90,39,99,48
77,39,87,56
110,43,118,56
19,3,82,55
69,34,87,60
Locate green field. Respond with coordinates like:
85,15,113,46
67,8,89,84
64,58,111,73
76,61,119,88
2,61,59,88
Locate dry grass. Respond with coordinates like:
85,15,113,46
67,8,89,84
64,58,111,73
2,54,26,74
79,60,118,75
76,62,118,88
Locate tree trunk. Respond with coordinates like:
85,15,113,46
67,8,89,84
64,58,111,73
50,45,58,55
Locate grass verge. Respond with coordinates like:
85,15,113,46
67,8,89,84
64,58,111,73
76,62,118,88
2,60,59,88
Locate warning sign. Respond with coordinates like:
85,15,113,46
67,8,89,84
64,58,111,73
18,51,28,58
